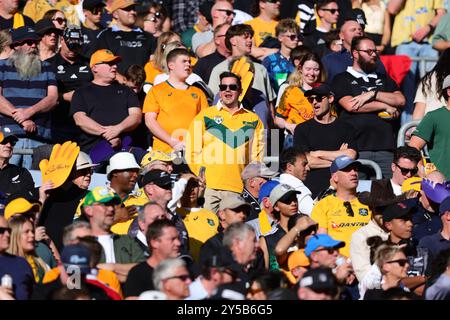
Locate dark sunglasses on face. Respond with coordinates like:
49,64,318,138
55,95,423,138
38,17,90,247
0,227,12,234
121,5,136,12
217,9,235,16
395,163,418,176
285,34,299,41
386,259,409,267
307,95,326,103
320,8,339,14
219,84,239,91
20,40,38,46
343,201,354,217
356,48,378,56
52,17,67,24
90,7,104,15
78,168,93,176
0,140,16,146
315,247,338,254
165,274,190,282
265,0,281,3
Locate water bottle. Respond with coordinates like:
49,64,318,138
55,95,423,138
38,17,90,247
1,274,13,289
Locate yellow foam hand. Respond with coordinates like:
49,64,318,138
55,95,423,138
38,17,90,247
39,141,80,189
231,57,254,103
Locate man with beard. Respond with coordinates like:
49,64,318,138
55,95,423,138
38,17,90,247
0,26,58,169
95,0,155,77
331,36,406,179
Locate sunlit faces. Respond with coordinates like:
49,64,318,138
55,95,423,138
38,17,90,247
308,94,334,118
391,157,419,186
261,0,280,18
162,265,191,299
354,39,378,73
219,206,247,228
310,246,339,268
219,76,241,106
93,61,118,81
301,60,321,86
384,215,413,240
51,11,67,30
214,1,235,25
114,5,137,27
333,164,359,189
383,252,410,280
339,20,363,46
279,31,299,49
275,193,298,216
86,201,116,230
318,2,340,24
0,140,15,159
153,226,181,258
73,168,93,190
20,220,35,254
111,168,139,193
288,155,310,181
231,32,253,55
236,230,258,265
168,54,191,80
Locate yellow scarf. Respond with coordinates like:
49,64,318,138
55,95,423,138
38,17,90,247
258,210,273,236
26,255,39,283
13,13,25,29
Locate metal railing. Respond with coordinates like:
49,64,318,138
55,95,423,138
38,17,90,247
397,120,420,147
410,56,439,78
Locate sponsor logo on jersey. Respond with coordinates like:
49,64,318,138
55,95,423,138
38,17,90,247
359,208,369,216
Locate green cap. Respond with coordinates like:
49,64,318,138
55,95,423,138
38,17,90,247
82,186,121,207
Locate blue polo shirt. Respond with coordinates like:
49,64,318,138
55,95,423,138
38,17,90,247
412,203,442,244
418,232,450,264
0,253,34,300
322,49,386,83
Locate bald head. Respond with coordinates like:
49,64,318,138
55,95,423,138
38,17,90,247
339,20,363,50
426,170,446,184
212,0,234,26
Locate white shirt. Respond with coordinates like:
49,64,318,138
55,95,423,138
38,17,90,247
185,277,210,300
390,179,403,196
279,173,314,215
136,230,148,248
97,235,116,263
350,220,389,282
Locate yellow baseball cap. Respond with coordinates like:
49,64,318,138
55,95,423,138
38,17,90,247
140,150,175,167
90,49,121,68
402,177,422,193
287,249,310,271
4,198,42,221
108,0,136,13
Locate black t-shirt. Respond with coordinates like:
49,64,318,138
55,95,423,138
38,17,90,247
331,70,400,151
0,14,34,30
80,26,103,59
303,29,330,57
38,183,88,251
0,163,36,197
95,28,156,74
123,261,154,298
48,53,93,143
70,81,141,152
294,117,357,198
199,233,224,267
193,50,227,84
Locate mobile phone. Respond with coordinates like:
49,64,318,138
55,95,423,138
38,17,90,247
199,166,206,178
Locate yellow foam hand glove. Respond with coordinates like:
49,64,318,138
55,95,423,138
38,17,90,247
231,57,254,103
39,141,80,189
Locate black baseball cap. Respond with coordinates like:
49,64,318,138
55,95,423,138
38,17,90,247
34,19,61,36
141,169,173,189
304,84,334,97
382,200,416,222
299,267,338,294
83,0,106,10
11,26,39,46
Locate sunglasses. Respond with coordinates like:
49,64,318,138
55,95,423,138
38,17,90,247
90,7,104,15
314,247,338,254
165,274,191,282
18,40,38,46
120,5,136,12
77,168,93,176
265,0,280,3
356,48,378,56
386,259,409,267
343,201,354,217
52,17,67,24
320,8,339,14
219,84,239,91
0,227,12,234
394,163,418,176
217,9,235,16
307,95,326,103
284,34,299,41
0,140,16,146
